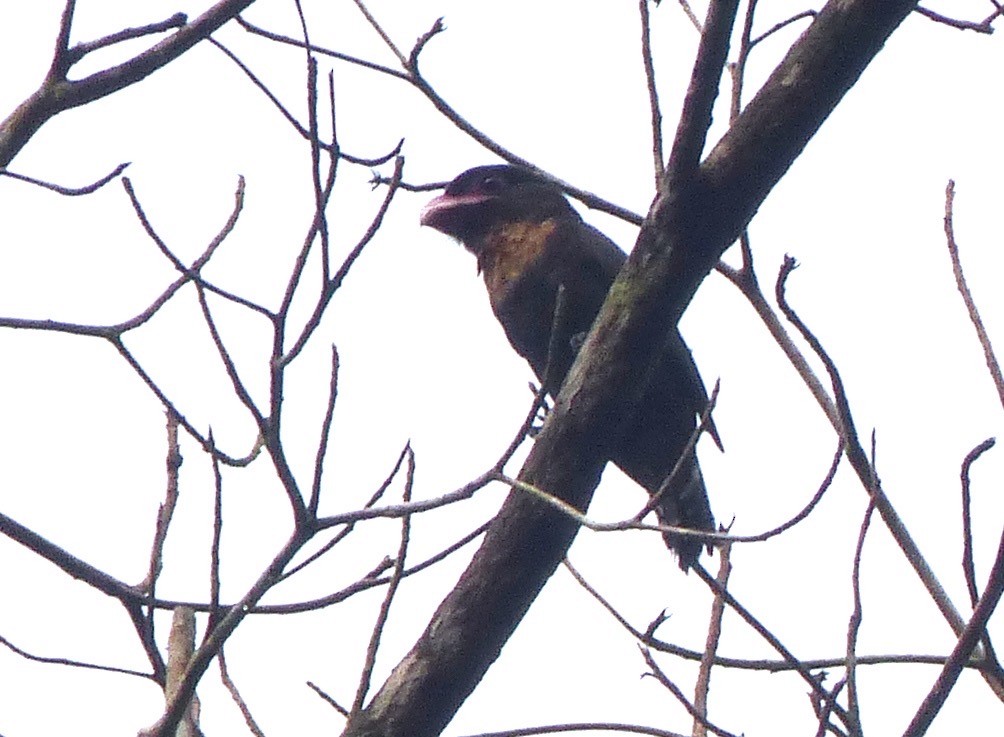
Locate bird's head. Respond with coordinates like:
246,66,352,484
420,165,574,251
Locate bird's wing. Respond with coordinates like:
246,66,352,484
574,221,628,280
665,331,724,452
576,221,723,452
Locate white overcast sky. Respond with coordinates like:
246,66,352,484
1,2,1003,736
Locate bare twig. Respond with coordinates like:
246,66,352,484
497,383,549,474
716,256,840,431
775,257,973,645
507,448,845,547
9,174,248,356
310,346,341,515
0,504,169,683
151,528,313,737
307,680,350,717
726,0,757,120
351,445,415,714
567,557,967,673
118,175,274,449
287,443,407,580
693,563,852,729
641,648,740,737
265,521,489,614
305,56,334,284
211,34,403,167
811,676,848,737
274,132,340,333
676,0,704,31
664,0,739,186
281,156,404,367
123,175,247,281
0,632,151,679
0,511,143,604
983,3,1004,27
903,526,1004,736
0,161,129,195
311,459,494,535
351,0,407,67
914,6,996,32
961,438,996,607
208,430,225,633
457,724,688,737
729,439,844,543
539,284,572,400
110,338,254,467
220,648,266,737
194,283,269,436
126,173,270,316
749,11,817,47
693,540,731,737
237,16,407,80
640,0,665,185
846,498,876,737
138,412,183,593
957,438,1004,684
67,13,188,62
47,0,76,79
944,180,1004,408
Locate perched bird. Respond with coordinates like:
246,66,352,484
420,164,719,569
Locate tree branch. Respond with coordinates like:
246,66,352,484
903,525,1004,736
0,0,258,168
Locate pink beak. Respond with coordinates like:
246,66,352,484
419,192,491,230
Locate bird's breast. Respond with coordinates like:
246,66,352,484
477,219,559,310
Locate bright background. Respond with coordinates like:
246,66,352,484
1,1,1003,735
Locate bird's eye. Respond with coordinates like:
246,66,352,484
480,176,506,194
